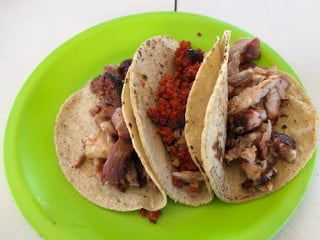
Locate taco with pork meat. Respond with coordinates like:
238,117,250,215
201,36,318,203
54,61,166,220
128,33,230,206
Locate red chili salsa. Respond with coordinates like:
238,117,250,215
147,41,204,191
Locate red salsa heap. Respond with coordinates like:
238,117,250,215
147,41,204,192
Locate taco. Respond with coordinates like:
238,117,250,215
54,61,166,221
201,36,318,203
128,35,228,206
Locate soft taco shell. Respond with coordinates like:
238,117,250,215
200,36,230,201
185,30,230,178
121,69,167,204
202,69,318,203
129,36,212,206
54,84,166,211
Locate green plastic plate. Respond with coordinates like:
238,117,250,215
3,11,317,240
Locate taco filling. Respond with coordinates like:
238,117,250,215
225,38,297,192
73,60,161,222
74,61,146,191
147,41,205,195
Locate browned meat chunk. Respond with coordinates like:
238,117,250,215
101,108,134,190
264,87,281,121
79,60,150,192
229,107,267,134
264,77,289,121
90,72,123,108
228,76,280,115
117,59,133,79
241,163,277,192
101,138,134,191
111,107,131,141
271,132,297,162
258,121,272,160
229,38,261,67
228,38,261,78
224,131,262,164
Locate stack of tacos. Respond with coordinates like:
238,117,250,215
54,30,318,222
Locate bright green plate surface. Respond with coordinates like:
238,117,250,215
3,12,317,240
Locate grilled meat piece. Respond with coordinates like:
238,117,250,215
228,38,261,78
101,138,134,191
229,107,267,134
90,69,123,108
228,76,280,115
229,38,261,66
80,60,150,192
271,132,297,162
264,77,289,121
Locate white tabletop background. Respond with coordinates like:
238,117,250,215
1,0,319,239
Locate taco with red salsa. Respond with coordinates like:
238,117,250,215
128,33,230,205
201,36,318,203
54,61,166,222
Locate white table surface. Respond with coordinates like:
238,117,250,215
1,0,319,239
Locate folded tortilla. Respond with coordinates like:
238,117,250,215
54,82,167,211
185,30,230,189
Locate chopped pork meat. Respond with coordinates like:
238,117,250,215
258,121,272,160
240,146,260,179
229,106,267,134
228,38,261,78
77,60,150,192
117,59,133,79
111,107,131,141
90,69,123,108
264,87,281,121
277,76,289,99
225,37,296,192
228,68,255,87
101,138,134,191
271,132,297,162
228,66,279,98
101,108,134,191
228,75,280,115
264,77,289,121
228,38,261,67
82,125,116,159
123,161,140,188
241,163,277,192
224,131,263,164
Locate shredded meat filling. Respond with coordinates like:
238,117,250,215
225,38,297,192
75,61,149,193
